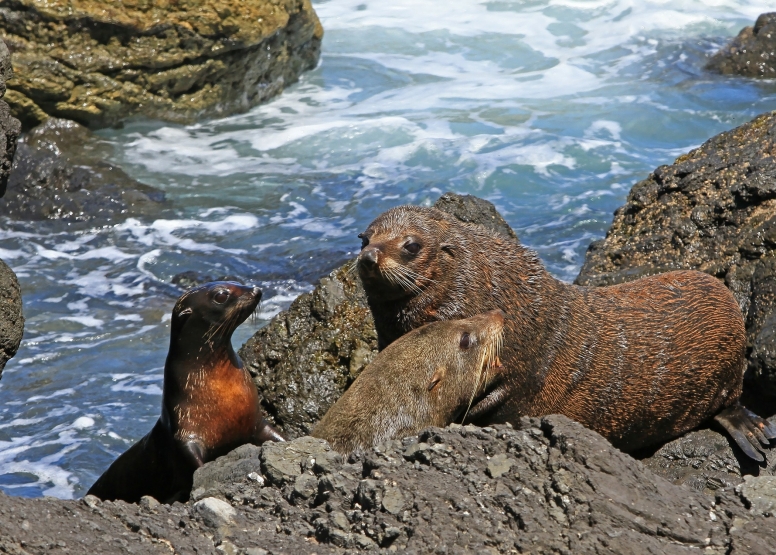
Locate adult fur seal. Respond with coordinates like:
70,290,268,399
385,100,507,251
313,310,505,454
356,205,776,460
87,282,284,503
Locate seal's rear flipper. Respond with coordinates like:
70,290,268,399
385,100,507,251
714,404,776,462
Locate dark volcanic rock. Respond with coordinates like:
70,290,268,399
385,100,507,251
1,0,323,129
6,416,772,554
641,416,776,495
0,118,165,222
0,37,20,197
707,13,776,78
239,193,516,438
576,111,776,401
0,258,23,378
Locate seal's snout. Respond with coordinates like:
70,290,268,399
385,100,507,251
359,247,380,269
251,285,262,301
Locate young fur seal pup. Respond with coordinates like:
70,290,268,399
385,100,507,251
312,311,505,454
87,282,284,503
356,205,776,460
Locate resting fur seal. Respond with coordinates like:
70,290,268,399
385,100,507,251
356,205,776,460
312,311,504,454
87,282,284,503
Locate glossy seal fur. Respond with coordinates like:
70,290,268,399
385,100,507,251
87,282,284,503
356,205,776,459
313,311,505,454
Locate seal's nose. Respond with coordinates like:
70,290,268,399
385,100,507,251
252,286,262,301
359,247,379,269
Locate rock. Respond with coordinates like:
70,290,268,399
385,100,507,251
1,0,323,129
738,476,776,516
433,192,518,240
193,497,236,528
0,38,20,197
238,192,517,438
192,444,264,501
707,13,776,78
576,110,776,402
640,416,776,495
0,118,166,222
259,436,331,487
3,417,776,553
0,258,23,378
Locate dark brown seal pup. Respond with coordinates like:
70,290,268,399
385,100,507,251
87,282,284,503
356,205,776,460
312,311,505,454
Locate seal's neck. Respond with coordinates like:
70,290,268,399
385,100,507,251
162,333,242,404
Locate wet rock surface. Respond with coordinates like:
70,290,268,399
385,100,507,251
238,193,515,439
576,110,776,403
0,258,23,378
0,118,166,222
0,37,20,197
707,13,776,78
3,417,775,554
1,0,323,129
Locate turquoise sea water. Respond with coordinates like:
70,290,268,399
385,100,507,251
1,0,776,498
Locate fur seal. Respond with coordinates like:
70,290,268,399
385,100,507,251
87,282,284,503
312,310,505,454
356,205,776,460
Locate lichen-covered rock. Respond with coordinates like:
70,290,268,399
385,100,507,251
0,258,23,378
0,118,166,222
1,0,323,128
576,111,776,402
707,13,776,78
238,193,516,438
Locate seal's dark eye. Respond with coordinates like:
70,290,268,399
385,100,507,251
459,332,471,349
213,290,229,304
358,233,369,250
404,241,421,255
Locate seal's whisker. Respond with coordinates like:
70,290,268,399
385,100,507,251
346,259,359,275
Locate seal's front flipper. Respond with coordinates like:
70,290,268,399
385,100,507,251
181,439,206,468
256,418,286,443
714,404,776,462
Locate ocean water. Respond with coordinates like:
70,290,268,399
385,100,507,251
2,0,776,499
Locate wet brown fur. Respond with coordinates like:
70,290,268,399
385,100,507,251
87,282,284,503
312,311,505,454
357,205,746,452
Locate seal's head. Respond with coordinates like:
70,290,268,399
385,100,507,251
170,281,261,349
357,206,454,302
312,310,506,454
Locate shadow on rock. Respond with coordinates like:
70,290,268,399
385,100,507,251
0,118,166,223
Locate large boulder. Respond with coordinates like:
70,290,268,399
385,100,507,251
707,13,776,78
239,193,516,438
1,0,323,129
0,258,23,378
0,37,20,196
6,416,771,554
576,111,776,403
0,118,166,222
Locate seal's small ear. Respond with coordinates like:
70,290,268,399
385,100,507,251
428,366,446,391
441,243,455,256
176,307,193,322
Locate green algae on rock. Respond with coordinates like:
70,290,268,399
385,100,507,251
0,0,323,128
